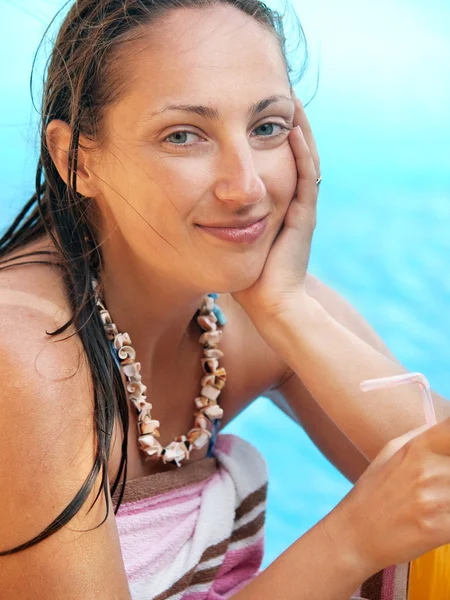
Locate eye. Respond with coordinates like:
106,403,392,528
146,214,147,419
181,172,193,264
164,131,201,145
252,122,287,137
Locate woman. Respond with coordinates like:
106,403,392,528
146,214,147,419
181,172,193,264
0,0,449,598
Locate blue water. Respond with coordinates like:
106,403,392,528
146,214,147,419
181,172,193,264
1,0,449,569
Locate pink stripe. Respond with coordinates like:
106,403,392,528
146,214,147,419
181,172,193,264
381,565,397,600
210,537,265,598
116,471,229,584
116,483,208,518
121,510,199,582
116,476,215,515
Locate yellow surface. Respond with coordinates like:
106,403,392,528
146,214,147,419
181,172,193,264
408,545,450,600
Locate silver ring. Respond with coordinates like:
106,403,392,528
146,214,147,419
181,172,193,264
316,176,323,187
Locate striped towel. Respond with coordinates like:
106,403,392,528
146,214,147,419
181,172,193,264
113,434,268,600
352,564,409,600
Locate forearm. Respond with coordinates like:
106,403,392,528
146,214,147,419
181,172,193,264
260,297,432,460
232,510,368,600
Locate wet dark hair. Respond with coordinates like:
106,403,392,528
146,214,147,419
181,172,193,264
0,0,308,555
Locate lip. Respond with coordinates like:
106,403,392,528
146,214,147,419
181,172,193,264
196,215,268,244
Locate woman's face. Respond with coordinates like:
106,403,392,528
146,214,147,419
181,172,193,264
92,3,297,293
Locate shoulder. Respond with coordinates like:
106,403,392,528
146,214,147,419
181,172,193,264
0,236,95,532
0,237,130,597
0,236,85,396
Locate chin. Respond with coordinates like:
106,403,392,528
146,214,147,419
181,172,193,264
206,258,265,294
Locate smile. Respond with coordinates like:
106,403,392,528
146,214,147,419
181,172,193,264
196,216,268,244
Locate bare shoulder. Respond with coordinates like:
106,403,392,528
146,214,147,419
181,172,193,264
0,235,71,322
0,237,131,599
0,236,84,405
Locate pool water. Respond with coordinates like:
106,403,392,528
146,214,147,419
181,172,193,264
1,0,449,569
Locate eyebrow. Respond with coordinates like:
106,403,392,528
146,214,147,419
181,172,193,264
142,94,293,122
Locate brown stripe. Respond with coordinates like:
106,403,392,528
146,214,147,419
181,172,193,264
191,565,221,586
152,560,221,600
361,569,384,600
231,511,265,544
152,566,197,600
235,483,268,521
112,456,218,504
200,538,230,562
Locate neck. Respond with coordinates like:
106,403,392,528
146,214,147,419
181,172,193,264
98,243,207,368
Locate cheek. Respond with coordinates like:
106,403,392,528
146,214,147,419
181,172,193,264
262,143,297,209
102,148,210,227
148,157,211,218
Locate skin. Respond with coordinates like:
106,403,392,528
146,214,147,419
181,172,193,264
2,5,450,599
17,3,450,480
46,5,301,477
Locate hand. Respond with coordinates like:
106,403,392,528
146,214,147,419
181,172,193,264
332,417,450,574
232,92,321,324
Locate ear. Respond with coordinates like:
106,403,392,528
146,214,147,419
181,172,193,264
46,120,99,198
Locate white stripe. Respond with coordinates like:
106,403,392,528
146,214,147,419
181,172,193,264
168,581,211,600
233,501,266,531
196,553,225,572
229,526,265,552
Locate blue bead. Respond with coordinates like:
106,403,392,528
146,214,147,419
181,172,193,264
212,304,227,326
208,293,220,299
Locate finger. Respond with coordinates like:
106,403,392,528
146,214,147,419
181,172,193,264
291,89,320,178
288,125,318,218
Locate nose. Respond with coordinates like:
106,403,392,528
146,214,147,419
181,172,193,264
213,144,266,207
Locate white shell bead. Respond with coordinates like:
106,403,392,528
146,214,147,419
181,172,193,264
118,345,136,362
202,404,224,420
131,397,148,411
114,332,132,349
201,374,216,387
201,358,219,374
100,309,112,325
204,348,224,359
122,362,141,378
194,414,209,430
127,381,147,397
188,430,211,450
138,402,154,418
201,385,221,401
195,396,209,409
197,315,217,332
199,330,222,346
163,441,189,466
140,419,160,435
203,296,214,312
139,434,163,456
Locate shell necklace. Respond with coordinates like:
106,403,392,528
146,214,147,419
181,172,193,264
91,277,227,467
